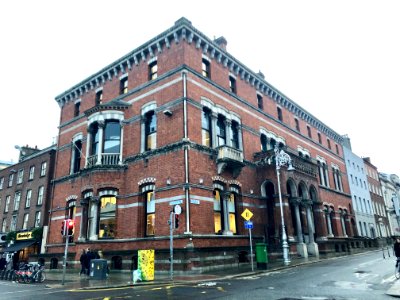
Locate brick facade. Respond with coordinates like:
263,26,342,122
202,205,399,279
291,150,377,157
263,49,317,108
46,18,363,273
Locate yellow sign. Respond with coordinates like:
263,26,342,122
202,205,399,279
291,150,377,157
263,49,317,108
241,208,253,221
16,232,33,240
138,249,155,281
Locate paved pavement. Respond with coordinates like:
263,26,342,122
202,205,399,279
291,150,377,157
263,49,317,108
42,251,400,297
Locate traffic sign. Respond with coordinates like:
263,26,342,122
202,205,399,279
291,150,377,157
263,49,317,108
244,220,253,229
241,208,253,221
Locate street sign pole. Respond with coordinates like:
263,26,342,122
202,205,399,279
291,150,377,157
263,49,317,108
62,234,69,285
169,211,174,281
249,227,254,271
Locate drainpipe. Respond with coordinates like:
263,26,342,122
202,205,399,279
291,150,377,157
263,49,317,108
182,70,191,234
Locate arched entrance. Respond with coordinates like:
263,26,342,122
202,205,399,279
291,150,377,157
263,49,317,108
261,180,276,244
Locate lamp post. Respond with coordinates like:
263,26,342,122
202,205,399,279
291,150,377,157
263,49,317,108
274,146,294,266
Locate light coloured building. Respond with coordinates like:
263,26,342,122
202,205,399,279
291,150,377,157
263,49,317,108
380,173,400,236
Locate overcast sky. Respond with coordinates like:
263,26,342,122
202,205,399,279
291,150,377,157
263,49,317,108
1,0,399,175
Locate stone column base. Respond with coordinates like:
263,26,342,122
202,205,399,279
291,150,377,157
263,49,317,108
307,242,319,257
296,242,308,258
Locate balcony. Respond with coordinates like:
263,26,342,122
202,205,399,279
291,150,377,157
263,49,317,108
216,146,244,178
86,153,120,168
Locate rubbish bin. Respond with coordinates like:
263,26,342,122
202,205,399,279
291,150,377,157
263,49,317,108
90,259,108,279
255,243,268,270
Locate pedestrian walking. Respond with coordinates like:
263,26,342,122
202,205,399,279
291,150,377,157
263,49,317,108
79,249,88,276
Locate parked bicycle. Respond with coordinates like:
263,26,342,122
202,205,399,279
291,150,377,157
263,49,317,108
23,264,45,283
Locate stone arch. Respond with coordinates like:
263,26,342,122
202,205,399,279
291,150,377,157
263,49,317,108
298,181,309,200
286,178,297,197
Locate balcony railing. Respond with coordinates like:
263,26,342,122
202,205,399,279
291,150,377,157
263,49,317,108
217,146,243,162
216,146,244,177
86,153,120,168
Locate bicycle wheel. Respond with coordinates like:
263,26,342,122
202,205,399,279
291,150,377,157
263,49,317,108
395,264,400,279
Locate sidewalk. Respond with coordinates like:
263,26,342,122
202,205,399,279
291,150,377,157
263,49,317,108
44,255,324,290
43,252,400,297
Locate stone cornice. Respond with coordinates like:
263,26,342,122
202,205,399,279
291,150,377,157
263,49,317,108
54,17,343,144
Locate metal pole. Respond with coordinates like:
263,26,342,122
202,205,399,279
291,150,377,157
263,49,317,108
169,211,174,281
249,228,254,271
62,236,69,285
276,166,291,265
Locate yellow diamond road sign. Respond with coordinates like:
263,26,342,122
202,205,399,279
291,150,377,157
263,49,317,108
241,208,253,221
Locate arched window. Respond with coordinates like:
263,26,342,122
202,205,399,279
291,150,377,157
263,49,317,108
231,121,240,149
66,200,76,220
98,195,117,239
201,108,212,147
144,111,157,151
260,134,267,151
216,116,226,146
214,190,223,234
141,184,156,236
228,193,237,234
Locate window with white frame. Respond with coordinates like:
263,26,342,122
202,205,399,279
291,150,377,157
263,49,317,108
99,195,117,239
37,186,44,205
144,187,155,236
10,215,17,231
4,195,10,213
40,162,47,176
144,111,157,151
23,213,29,230
1,219,6,232
34,211,41,227
71,138,83,174
13,192,21,211
17,169,24,184
29,166,35,180
8,173,14,187
0,177,3,189
201,108,212,147
332,165,343,192
25,189,32,208
317,158,329,187
216,115,226,146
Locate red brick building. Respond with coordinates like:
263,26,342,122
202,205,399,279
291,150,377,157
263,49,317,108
0,145,56,265
46,18,357,273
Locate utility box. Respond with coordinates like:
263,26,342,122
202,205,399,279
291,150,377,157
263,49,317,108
90,259,108,279
255,243,268,270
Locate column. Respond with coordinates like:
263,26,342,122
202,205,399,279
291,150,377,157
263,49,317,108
341,212,348,237
306,205,315,243
96,121,105,165
140,117,146,153
78,198,89,241
294,203,303,242
223,192,232,235
211,112,218,148
224,118,232,147
119,121,124,165
326,208,334,237
89,197,99,240
85,127,92,168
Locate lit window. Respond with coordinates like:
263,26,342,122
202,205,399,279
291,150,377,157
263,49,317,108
29,166,35,180
202,59,210,78
146,190,155,236
37,186,44,205
25,189,32,208
99,196,116,239
228,193,237,234
120,77,128,95
40,162,47,176
201,108,212,147
149,61,158,80
214,190,222,234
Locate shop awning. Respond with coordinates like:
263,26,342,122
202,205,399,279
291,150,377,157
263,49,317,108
1,240,37,253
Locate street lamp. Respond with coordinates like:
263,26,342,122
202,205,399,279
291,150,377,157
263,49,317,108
274,146,294,265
